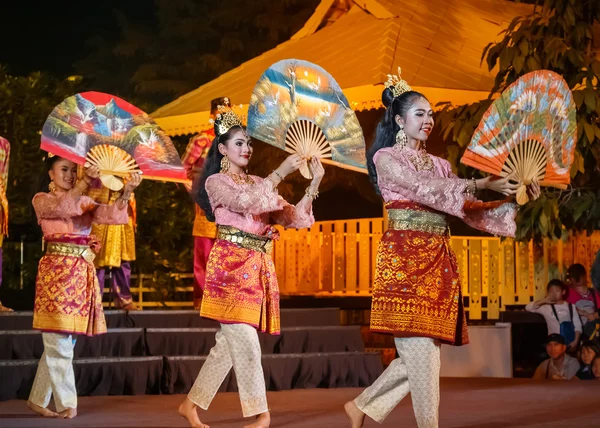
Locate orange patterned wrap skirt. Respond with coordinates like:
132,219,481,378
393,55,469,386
370,201,468,346
200,226,280,335
33,233,107,336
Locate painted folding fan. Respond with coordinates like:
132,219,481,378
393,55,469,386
247,59,367,178
41,92,188,191
461,70,576,205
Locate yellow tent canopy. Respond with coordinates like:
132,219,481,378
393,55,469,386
152,0,532,136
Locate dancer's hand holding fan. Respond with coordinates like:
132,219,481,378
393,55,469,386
461,70,576,205
247,59,367,179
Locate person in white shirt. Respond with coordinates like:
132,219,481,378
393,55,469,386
526,279,582,353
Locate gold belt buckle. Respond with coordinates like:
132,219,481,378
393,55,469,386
82,248,96,264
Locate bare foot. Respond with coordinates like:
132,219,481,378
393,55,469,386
243,412,270,428
0,302,13,312
27,400,58,418
344,401,365,428
59,408,77,419
178,398,209,428
120,303,139,311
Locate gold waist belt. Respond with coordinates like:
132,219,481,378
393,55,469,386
386,208,448,235
46,242,96,263
217,225,273,254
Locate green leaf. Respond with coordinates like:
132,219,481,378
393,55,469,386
584,88,597,111
584,122,596,144
572,90,584,108
499,47,514,71
518,39,529,56
514,54,525,73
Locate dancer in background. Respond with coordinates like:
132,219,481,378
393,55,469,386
344,70,540,428
178,101,324,428
0,137,9,311
88,178,138,310
27,155,140,419
181,98,228,308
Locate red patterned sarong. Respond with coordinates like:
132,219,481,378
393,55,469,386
33,233,107,336
200,227,280,335
370,201,468,345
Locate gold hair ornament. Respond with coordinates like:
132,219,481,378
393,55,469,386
209,98,245,137
384,67,412,98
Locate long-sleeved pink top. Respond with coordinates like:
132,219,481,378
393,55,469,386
32,190,129,237
374,145,517,237
205,173,314,236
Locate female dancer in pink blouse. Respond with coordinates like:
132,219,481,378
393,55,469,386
178,102,324,428
27,155,140,419
344,71,540,428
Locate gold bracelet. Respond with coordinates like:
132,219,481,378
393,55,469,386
305,187,319,200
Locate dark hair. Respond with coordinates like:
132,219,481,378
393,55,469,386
193,125,244,222
210,97,229,115
581,340,600,356
546,333,566,345
37,155,63,193
567,263,587,283
547,279,567,292
367,88,428,195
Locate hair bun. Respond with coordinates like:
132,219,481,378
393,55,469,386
382,88,394,108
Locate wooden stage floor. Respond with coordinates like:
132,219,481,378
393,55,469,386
0,378,597,428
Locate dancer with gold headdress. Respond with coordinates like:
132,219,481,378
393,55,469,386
0,137,10,311
344,70,541,428
27,155,141,419
178,100,324,428
181,98,228,309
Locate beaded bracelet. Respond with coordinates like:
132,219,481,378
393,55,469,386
305,187,319,200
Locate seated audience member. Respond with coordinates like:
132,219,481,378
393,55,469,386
576,340,600,380
565,264,600,326
593,356,600,380
533,334,580,380
526,279,581,352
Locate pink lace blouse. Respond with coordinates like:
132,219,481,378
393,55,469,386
205,173,314,235
33,190,128,238
374,145,517,237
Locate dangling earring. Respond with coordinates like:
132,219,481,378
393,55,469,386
220,155,230,173
49,181,56,193
395,125,407,149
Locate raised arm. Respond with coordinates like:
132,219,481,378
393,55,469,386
93,173,141,224
271,157,323,229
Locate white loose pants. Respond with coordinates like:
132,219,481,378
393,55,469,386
355,337,441,427
188,323,268,417
28,332,77,412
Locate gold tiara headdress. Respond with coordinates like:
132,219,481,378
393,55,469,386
209,98,245,137
384,67,412,98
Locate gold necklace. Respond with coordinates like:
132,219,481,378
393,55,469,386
395,144,434,172
226,171,255,185
408,149,434,172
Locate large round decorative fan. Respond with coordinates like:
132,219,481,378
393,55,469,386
461,70,576,205
247,59,367,178
41,91,188,189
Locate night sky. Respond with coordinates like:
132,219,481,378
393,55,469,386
1,0,151,76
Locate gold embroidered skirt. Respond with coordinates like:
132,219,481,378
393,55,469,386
200,226,280,335
370,201,468,346
33,234,107,336
92,218,136,268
